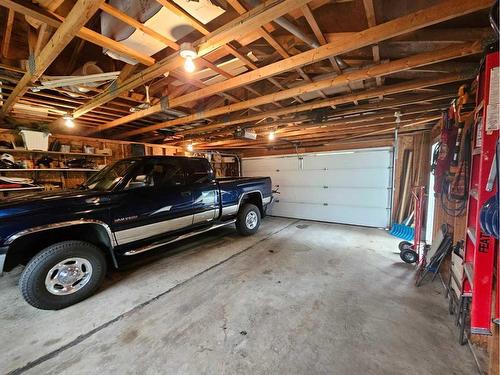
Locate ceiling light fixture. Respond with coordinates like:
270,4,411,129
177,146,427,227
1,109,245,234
268,131,275,141
187,143,194,152
63,114,75,128
180,42,197,73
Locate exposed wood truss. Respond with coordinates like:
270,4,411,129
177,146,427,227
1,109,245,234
0,0,494,151
110,42,481,138
82,0,490,136
1,0,104,113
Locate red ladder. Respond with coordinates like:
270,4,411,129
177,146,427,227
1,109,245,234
462,50,499,335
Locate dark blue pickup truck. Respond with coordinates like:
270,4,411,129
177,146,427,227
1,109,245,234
0,156,272,310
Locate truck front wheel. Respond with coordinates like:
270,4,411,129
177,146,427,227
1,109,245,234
19,240,107,310
236,203,261,236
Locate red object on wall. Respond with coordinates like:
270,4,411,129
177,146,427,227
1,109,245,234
462,50,499,334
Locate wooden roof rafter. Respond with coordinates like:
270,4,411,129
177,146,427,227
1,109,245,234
1,8,14,58
111,41,482,138
84,0,490,136
362,0,383,91
71,0,314,119
300,3,357,104
1,0,105,113
170,73,473,138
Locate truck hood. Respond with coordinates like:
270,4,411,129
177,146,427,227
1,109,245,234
0,189,113,220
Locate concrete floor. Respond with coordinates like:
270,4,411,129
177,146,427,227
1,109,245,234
0,217,478,375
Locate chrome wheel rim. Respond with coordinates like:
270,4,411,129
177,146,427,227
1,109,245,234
246,211,258,229
45,258,93,295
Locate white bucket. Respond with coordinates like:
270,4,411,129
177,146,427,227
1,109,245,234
20,130,50,151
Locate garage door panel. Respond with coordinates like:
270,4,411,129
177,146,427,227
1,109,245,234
305,152,391,169
277,186,388,207
253,169,389,189
242,148,392,228
243,157,298,172
271,201,388,227
304,169,389,187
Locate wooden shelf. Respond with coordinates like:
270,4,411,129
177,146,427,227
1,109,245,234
0,148,107,157
0,168,99,172
0,186,44,192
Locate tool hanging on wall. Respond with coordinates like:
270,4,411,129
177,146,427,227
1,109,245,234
433,110,458,195
435,84,475,216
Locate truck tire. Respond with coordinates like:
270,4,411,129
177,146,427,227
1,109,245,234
236,203,261,236
19,240,107,310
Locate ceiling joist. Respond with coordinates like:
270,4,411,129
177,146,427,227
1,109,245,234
110,41,481,138
1,0,105,113
83,0,490,134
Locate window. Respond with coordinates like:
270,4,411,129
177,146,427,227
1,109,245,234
84,159,137,191
125,159,185,190
184,159,213,185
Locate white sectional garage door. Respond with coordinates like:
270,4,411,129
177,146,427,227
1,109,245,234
242,148,393,228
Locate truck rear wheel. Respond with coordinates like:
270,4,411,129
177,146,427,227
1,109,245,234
19,240,107,310
236,203,261,236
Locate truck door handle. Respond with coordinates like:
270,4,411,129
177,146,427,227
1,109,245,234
181,191,192,197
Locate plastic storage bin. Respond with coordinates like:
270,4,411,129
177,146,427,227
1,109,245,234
19,130,50,151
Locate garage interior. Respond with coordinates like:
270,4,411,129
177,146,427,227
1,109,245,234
0,0,499,374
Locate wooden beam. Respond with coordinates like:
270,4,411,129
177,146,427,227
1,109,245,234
197,115,437,148
0,0,155,66
99,2,263,105
226,0,307,103
362,0,382,88
152,0,291,106
1,8,14,58
1,0,104,113
189,104,448,144
155,0,209,35
100,3,178,51
73,0,312,118
195,0,313,57
173,73,470,137
301,3,357,103
168,71,262,112
343,115,441,141
101,3,273,111
108,42,480,137
299,3,340,100
323,28,493,46
34,23,52,57
36,0,65,12
90,0,489,127
229,102,449,137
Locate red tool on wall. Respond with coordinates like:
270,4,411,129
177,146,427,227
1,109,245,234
458,48,499,339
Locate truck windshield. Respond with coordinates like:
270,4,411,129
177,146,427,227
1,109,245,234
83,160,137,191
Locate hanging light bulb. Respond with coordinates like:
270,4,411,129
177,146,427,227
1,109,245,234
268,131,275,141
180,42,197,73
187,143,194,152
63,114,74,128
184,56,195,73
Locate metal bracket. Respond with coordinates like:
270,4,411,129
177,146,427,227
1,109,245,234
108,80,118,94
28,54,36,75
160,96,170,112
